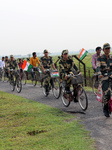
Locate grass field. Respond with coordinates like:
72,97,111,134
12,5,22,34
0,91,95,150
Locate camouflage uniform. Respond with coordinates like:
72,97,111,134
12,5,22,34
59,50,80,88
96,54,112,104
40,55,54,87
7,58,18,80
5,59,9,78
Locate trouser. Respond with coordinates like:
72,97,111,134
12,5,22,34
93,68,98,81
31,67,38,79
42,73,51,87
60,72,72,88
9,71,14,81
5,69,9,78
65,77,71,87
102,79,112,104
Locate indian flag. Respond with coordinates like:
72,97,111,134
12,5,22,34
22,60,30,71
27,64,33,72
52,72,59,77
79,48,88,61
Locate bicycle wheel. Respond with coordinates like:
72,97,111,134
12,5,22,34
42,80,49,97
1,71,4,82
77,85,88,111
16,78,22,93
32,74,37,86
92,76,99,95
0,69,2,81
52,78,61,99
61,87,71,107
0,75,2,81
2,72,8,82
21,72,27,85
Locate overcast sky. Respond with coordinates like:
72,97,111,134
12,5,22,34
0,0,112,56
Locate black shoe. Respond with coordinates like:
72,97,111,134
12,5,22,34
103,104,110,117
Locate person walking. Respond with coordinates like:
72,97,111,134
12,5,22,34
96,43,112,117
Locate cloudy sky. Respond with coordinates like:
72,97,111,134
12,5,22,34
0,0,112,56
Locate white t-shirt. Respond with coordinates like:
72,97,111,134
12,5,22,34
0,60,5,69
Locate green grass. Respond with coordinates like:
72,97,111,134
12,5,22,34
0,91,95,150
84,86,93,92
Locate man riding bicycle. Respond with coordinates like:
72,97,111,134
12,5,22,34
7,55,19,81
96,43,112,117
30,52,40,81
40,49,56,92
59,50,81,100
4,56,9,78
0,57,5,79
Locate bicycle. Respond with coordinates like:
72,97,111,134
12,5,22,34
31,67,41,86
2,68,9,82
41,69,60,98
92,72,99,95
19,69,27,85
96,73,112,115
60,73,88,111
9,69,22,93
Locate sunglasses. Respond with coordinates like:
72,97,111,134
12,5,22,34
63,53,68,55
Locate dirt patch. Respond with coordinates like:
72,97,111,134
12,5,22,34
27,130,47,136
0,97,6,99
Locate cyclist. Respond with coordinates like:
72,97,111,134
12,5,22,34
0,57,5,70
0,57,5,79
59,50,81,99
91,47,102,72
30,52,40,81
7,55,19,81
96,43,112,117
4,56,9,78
40,49,56,92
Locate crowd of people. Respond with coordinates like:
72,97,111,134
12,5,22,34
0,42,112,117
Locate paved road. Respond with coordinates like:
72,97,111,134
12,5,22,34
0,82,112,150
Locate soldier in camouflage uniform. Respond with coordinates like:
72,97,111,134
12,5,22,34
59,49,80,95
40,49,56,92
7,55,19,81
96,43,112,117
4,56,9,78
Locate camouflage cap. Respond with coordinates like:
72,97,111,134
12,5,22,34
62,49,68,55
10,55,14,58
43,49,48,53
103,43,111,49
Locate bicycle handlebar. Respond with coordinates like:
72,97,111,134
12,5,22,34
45,69,58,72
103,73,112,79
